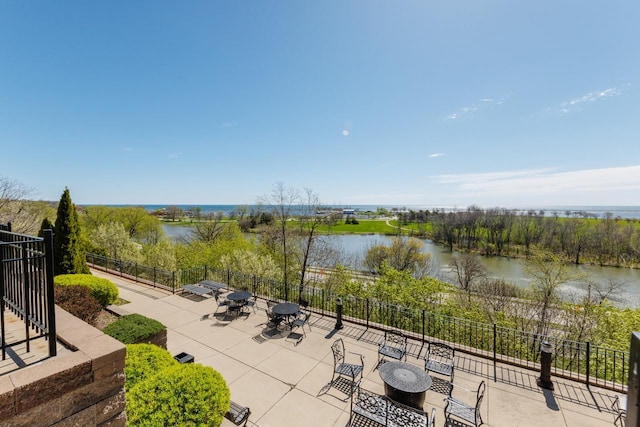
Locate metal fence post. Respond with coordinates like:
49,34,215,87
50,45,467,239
44,229,57,357
586,341,591,388
366,299,370,329
493,323,497,382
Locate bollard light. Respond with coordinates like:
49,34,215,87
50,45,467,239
537,341,554,390
335,297,344,330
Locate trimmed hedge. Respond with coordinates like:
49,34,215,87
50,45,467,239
125,344,178,391
54,285,102,326
103,314,165,344
127,363,230,426
54,274,119,307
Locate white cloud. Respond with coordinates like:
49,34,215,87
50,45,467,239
429,153,445,158
546,84,629,115
445,96,507,120
435,165,640,205
221,121,238,128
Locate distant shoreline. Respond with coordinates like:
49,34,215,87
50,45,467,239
85,204,640,220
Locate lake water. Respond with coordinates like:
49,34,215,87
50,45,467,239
163,225,640,307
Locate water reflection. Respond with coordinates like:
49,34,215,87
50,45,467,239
162,225,640,307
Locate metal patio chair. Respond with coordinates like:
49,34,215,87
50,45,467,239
331,338,364,397
264,308,284,330
377,330,407,368
612,394,626,427
444,380,485,427
214,293,229,314
424,341,455,382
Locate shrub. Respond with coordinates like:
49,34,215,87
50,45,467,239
103,314,165,344
127,363,230,427
125,344,177,391
54,274,119,307
54,285,102,326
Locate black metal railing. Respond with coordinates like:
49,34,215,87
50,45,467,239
87,252,629,392
1,226,56,361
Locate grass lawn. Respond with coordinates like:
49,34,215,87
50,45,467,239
313,219,400,234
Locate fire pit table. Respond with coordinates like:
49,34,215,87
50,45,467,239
378,361,432,410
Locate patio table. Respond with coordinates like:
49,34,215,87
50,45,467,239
271,302,300,327
227,291,252,315
379,361,432,410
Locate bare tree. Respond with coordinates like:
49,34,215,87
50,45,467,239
259,183,300,297
588,276,627,304
189,216,225,243
450,254,487,301
294,188,324,301
164,205,184,221
525,252,576,337
0,176,51,234
0,176,31,214
477,278,521,322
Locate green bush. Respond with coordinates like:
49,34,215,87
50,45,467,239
103,314,165,344
54,274,119,307
125,344,178,391
127,363,230,426
54,285,102,326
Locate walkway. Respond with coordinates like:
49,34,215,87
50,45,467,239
93,269,621,427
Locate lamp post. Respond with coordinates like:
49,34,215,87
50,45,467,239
335,297,344,330
537,341,554,390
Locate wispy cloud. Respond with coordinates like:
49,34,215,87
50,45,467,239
445,96,507,120
221,121,238,128
545,84,630,115
435,165,640,204
429,153,445,158
168,152,182,159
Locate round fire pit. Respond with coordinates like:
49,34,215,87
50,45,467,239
379,361,432,409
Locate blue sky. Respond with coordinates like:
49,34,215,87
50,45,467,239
1,1,638,208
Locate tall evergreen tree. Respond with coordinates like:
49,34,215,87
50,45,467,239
38,217,54,238
53,188,88,275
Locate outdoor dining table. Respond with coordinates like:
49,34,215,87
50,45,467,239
378,361,432,410
271,302,300,327
226,291,252,315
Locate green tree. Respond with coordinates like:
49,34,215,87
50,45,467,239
53,188,88,275
220,249,280,280
364,237,433,278
91,222,142,263
142,238,176,271
175,222,250,269
80,205,163,245
38,217,54,237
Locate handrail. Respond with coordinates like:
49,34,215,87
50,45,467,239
1,228,56,362
86,252,629,392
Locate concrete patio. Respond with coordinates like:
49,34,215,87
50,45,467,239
94,270,622,427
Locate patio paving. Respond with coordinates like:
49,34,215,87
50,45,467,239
93,269,622,427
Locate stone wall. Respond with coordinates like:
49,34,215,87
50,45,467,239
0,308,127,426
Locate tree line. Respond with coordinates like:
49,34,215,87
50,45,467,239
399,206,640,268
